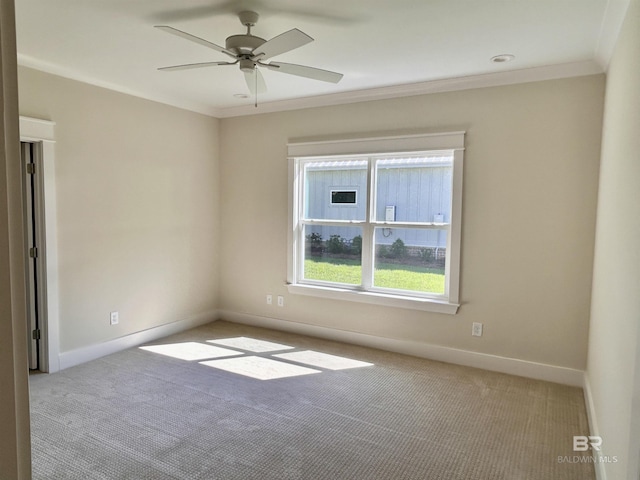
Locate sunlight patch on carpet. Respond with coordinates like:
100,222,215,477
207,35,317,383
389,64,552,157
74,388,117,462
139,342,242,361
207,337,294,352
200,356,321,380
274,350,374,370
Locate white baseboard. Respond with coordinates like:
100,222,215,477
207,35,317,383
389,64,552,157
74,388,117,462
58,311,217,370
217,310,584,387
583,373,607,480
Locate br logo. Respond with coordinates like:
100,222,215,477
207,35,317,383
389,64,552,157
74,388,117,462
573,436,602,451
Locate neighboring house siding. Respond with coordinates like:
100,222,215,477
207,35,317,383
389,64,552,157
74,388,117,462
307,166,367,221
306,165,450,248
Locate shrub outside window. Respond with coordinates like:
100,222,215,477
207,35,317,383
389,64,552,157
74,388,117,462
287,133,464,314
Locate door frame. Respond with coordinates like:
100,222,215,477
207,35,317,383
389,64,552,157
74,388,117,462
19,116,59,373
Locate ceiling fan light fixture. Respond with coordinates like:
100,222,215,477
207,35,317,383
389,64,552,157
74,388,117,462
239,58,255,73
491,54,515,63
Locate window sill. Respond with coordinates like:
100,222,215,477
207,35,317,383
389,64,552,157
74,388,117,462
286,283,460,314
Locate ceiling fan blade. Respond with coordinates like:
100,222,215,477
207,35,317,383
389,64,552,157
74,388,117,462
244,68,267,95
155,25,237,59
158,61,236,72
265,62,343,83
252,29,313,60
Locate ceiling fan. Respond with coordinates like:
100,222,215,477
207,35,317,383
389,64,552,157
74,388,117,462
155,10,343,98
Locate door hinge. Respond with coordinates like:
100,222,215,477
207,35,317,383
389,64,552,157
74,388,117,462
26,163,36,175
29,247,38,258
32,329,41,340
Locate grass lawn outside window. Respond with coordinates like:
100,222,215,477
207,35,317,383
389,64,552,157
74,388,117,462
304,257,445,294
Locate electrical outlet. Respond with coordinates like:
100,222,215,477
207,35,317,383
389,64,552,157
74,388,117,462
472,322,483,337
110,311,119,325
277,295,284,307
266,294,273,305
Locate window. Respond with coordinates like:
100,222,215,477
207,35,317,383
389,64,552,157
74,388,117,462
330,189,357,205
287,132,464,314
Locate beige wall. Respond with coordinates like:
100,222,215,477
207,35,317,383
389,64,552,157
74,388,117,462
219,75,604,371
587,0,640,478
18,67,220,353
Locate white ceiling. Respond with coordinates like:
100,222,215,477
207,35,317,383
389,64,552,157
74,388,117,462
15,0,629,118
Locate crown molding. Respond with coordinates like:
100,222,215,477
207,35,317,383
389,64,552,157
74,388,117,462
19,53,603,120
216,60,604,118
594,0,631,70
17,54,222,118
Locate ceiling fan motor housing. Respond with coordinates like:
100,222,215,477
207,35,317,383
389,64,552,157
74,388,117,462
225,34,265,56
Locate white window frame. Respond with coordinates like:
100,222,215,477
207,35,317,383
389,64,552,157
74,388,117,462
287,132,464,314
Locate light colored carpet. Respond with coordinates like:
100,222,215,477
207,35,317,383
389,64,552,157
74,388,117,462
30,320,595,479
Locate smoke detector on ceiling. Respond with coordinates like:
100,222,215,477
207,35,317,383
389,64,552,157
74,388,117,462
491,54,515,63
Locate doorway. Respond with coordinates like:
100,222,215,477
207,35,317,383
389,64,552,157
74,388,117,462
20,116,60,373
22,141,43,370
